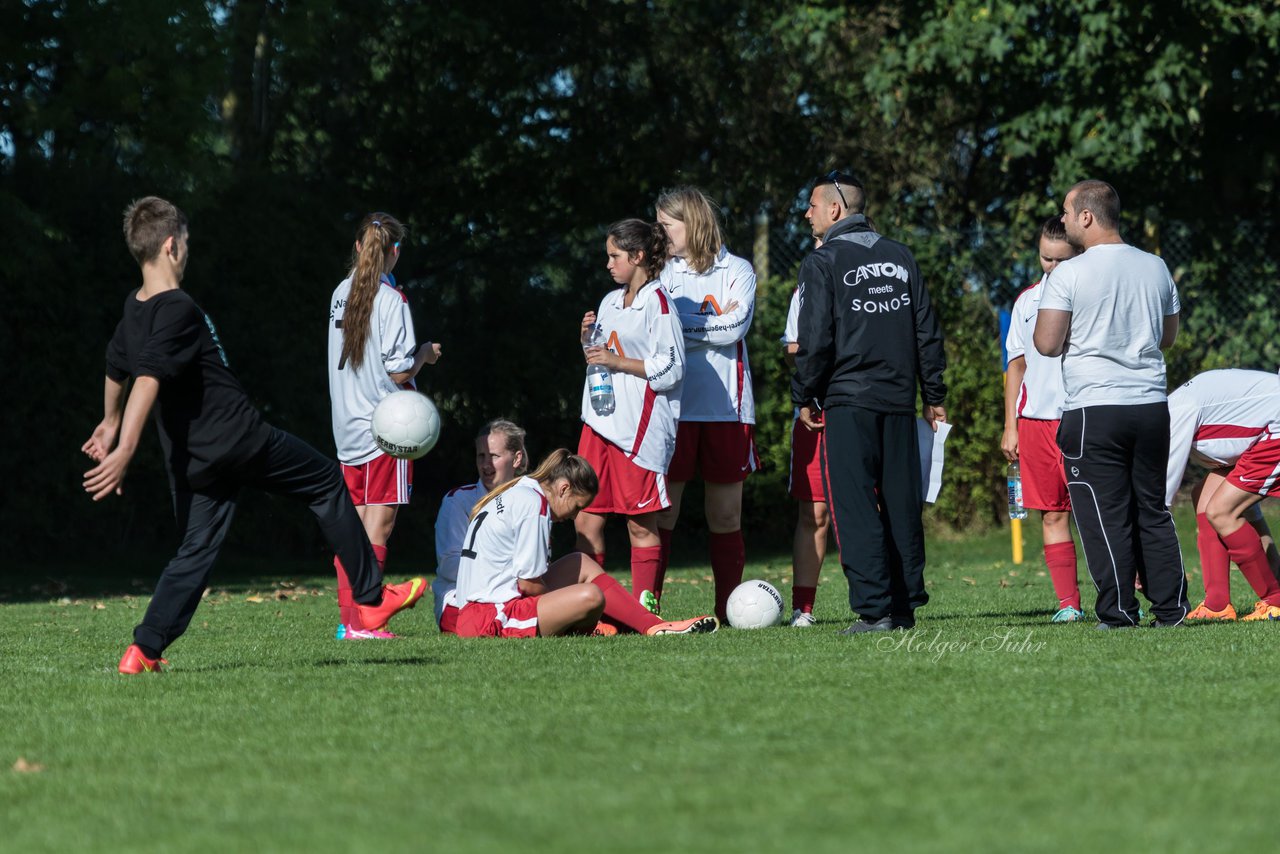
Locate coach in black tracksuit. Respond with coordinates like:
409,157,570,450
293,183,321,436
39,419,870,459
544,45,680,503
792,172,947,634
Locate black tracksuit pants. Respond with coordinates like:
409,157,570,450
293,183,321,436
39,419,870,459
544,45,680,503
821,405,928,620
134,428,384,655
1057,403,1189,626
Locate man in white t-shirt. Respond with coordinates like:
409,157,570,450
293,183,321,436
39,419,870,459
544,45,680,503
1033,179,1190,628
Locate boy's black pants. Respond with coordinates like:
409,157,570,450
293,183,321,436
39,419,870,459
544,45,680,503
134,428,383,655
1057,403,1189,626
821,405,929,621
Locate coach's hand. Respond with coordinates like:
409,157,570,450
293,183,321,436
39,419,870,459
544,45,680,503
84,446,133,501
924,405,947,433
799,405,824,432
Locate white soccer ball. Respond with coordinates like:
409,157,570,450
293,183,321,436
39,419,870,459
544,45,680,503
371,390,440,460
726,580,784,629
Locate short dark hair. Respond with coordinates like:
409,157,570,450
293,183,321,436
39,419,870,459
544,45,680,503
123,196,188,266
814,171,866,214
1070,180,1120,230
1039,215,1067,242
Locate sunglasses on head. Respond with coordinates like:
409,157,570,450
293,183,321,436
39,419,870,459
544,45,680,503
825,170,863,209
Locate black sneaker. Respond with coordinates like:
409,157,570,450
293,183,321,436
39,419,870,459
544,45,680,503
1149,619,1186,628
838,616,893,634
1094,622,1137,630
890,613,916,631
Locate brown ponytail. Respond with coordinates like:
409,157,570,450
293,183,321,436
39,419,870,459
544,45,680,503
340,212,405,371
470,448,597,520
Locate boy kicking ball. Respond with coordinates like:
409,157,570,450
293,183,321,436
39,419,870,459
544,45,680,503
83,197,425,673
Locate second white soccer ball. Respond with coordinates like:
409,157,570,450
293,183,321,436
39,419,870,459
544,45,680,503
726,579,784,629
371,390,440,460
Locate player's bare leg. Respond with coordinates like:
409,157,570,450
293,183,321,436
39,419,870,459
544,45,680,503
791,499,828,625
356,504,399,547
535,584,605,636
574,509,607,566
1204,478,1280,618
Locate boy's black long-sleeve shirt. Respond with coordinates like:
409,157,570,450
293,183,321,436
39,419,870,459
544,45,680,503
106,289,271,490
791,215,947,413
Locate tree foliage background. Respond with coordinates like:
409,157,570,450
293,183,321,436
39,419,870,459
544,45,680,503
3,0,1278,566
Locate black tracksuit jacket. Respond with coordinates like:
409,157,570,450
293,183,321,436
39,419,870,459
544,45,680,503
791,214,947,413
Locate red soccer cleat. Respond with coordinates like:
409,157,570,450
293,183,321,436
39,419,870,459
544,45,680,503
118,644,166,674
353,577,426,631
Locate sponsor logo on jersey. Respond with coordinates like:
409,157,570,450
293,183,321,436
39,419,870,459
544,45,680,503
698,294,724,316
849,291,911,314
843,262,910,287
606,331,627,359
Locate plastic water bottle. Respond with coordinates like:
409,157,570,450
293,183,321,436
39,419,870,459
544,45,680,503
583,324,615,416
1007,461,1027,520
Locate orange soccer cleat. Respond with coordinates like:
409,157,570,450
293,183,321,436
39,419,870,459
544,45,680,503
118,644,167,674
591,622,619,637
353,577,426,631
644,615,719,636
1241,601,1280,622
1186,601,1237,622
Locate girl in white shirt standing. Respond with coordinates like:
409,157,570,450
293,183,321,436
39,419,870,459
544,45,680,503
653,187,758,623
573,219,687,608
456,449,717,637
327,212,440,639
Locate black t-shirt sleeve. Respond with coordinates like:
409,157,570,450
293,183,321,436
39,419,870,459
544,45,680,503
105,320,130,382
791,253,835,406
135,297,204,381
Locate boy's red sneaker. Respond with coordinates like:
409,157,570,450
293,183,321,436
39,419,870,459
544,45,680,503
353,578,426,631
118,644,166,674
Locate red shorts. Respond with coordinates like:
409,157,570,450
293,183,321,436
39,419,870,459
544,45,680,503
1227,434,1280,496
341,453,412,506
667,421,760,483
455,597,541,638
789,415,826,502
439,604,460,635
1018,417,1070,511
577,425,668,515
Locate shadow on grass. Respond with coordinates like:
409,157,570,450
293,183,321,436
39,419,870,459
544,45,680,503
312,656,444,668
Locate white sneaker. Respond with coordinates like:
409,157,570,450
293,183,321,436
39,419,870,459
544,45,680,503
788,609,816,627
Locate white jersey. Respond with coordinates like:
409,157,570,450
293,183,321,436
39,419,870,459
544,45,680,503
660,248,756,423
454,477,551,606
781,288,800,346
1005,279,1067,420
327,274,420,465
581,281,685,473
1038,244,1179,409
1165,369,1280,505
434,480,484,586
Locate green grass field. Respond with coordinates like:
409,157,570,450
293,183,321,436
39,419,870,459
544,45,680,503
3,508,1277,853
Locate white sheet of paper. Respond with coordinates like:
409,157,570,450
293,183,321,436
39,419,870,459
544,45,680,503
917,419,952,504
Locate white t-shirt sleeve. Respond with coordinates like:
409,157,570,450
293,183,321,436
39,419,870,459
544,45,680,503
1005,290,1030,361
644,289,685,394
1037,269,1072,313
1164,269,1181,315
380,293,418,375
510,510,550,581
1165,393,1197,506
433,489,474,584
781,290,800,345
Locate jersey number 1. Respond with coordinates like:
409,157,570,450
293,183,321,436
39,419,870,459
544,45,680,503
460,511,489,561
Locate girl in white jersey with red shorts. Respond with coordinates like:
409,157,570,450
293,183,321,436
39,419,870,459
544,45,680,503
1166,368,1280,621
433,418,529,634
573,219,688,606
455,449,717,637
653,187,759,622
328,212,440,639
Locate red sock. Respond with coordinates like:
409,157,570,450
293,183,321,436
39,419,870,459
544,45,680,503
1223,524,1280,605
372,543,388,573
630,545,662,603
792,585,817,614
1043,541,1080,610
592,573,661,633
334,557,357,626
1196,513,1232,610
656,528,673,602
710,530,745,622
582,551,605,571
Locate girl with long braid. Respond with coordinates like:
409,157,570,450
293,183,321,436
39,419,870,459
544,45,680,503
327,212,440,639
